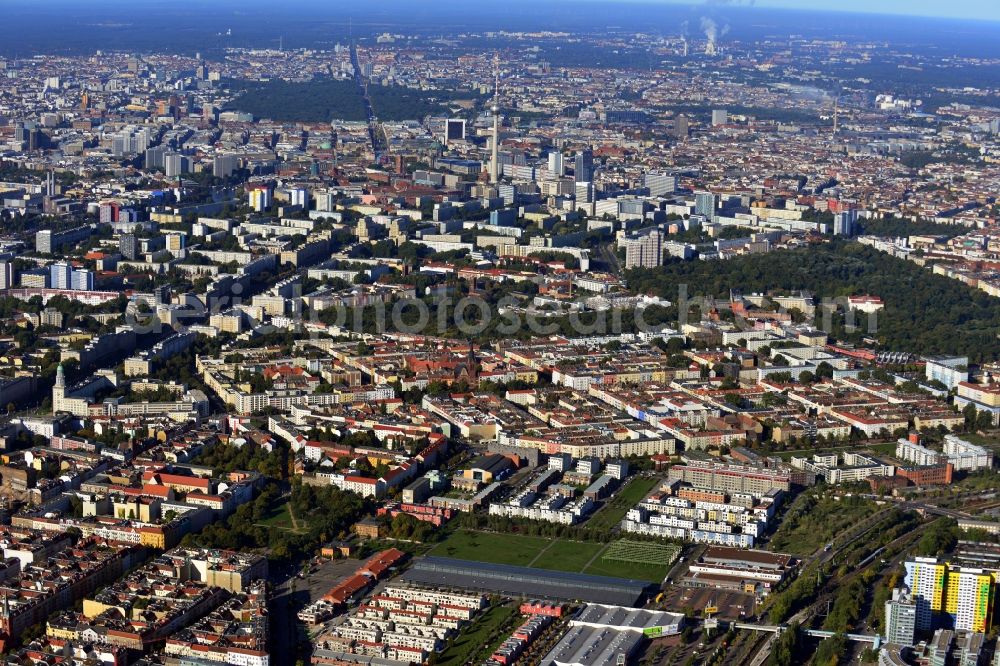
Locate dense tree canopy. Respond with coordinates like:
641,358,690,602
368,84,482,121
227,78,367,122
856,215,971,238
227,78,481,123
626,242,1000,361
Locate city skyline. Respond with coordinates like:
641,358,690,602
0,2,997,665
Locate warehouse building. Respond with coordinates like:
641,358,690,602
401,557,653,606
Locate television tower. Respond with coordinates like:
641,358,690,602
490,53,500,185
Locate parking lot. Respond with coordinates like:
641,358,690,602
661,585,758,620
294,555,363,604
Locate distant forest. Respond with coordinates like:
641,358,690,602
226,79,368,123
226,78,481,123
625,241,1000,362
368,85,482,122
856,216,971,238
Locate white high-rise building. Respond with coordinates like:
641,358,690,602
286,188,309,208
925,356,969,390
0,261,13,289
620,229,663,269
884,587,917,646
942,435,993,471
49,262,73,289
548,152,564,177
695,192,717,218
895,437,944,467
164,154,188,178
213,154,239,178
71,269,94,291
833,210,858,236
315,190,337,212
643,172,677,197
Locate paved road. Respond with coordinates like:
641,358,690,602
269,555,364,662
269,560,303,663
349,42,386,160
596,242,621,275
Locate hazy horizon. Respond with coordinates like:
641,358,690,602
7,0,1000,23
572,0,1000,22
1,0,998,58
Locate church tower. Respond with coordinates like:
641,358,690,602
466,341,479,383
52,363,66,413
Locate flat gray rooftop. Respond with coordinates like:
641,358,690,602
540,625,644,666
400,556,653,606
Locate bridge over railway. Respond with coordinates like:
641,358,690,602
721,621,881,649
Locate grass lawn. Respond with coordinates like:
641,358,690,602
587,475,659,531
583,557,669,583
430,530,668,581
430,529,549,566
531,540,605,573
430,529,670,583
257,496,299,531
437,603,519,666
867,442,898,455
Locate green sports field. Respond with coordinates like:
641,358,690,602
429,530,673,583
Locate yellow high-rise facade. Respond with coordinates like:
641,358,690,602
905,557,997,633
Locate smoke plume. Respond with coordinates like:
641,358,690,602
700,17,718,54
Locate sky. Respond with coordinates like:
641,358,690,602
626,0,1000,22
17,0,1000,22
756,0,1000,21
